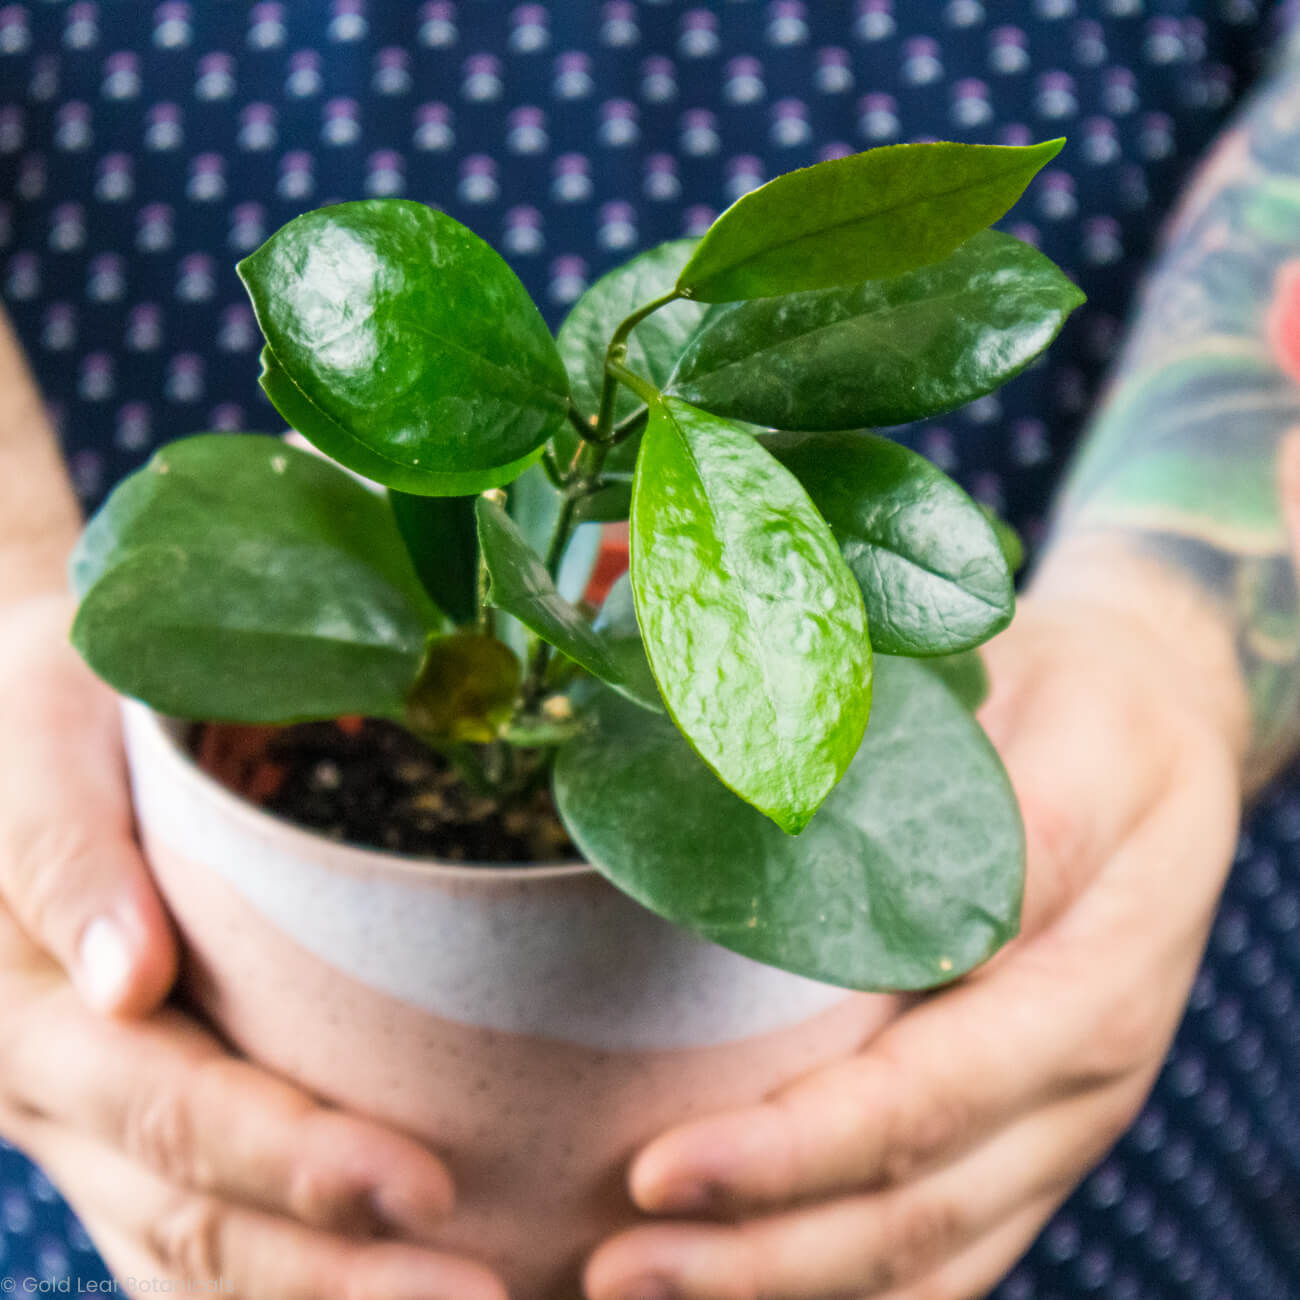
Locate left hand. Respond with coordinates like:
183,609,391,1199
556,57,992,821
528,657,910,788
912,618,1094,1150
584,582,1246,1300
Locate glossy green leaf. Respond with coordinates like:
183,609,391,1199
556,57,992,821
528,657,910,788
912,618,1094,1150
389,492,479,625
238,200,569,489
572,476,633,523
630,397,872,833
70,435,441,722
759,431,1013,655
404,633,520,743
554,238,708,472
675,139,1064,302
258,348,542,496
553,655,1024,990
490,464,603,662
982,506,1026,574
914,650,990,712
670,231,1085,429
476,496,660,711
763,431,1013,656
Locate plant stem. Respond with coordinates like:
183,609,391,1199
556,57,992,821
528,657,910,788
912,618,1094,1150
541,445,566,488
593,289,681,442
611,406,648,446
564,402,594,442
605,360,660,410
517,290,679,711
543,494,578,576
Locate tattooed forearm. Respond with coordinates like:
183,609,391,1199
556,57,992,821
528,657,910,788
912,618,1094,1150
1049,31,1300,787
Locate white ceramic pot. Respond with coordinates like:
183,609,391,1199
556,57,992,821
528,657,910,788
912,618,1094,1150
121,700,903,1298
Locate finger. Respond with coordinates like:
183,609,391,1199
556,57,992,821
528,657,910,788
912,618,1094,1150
23,1115,507,1300
870,1191,1068,1300
2,979,455,1240
0,596,177,1015
630,754,1232,1216
587,1083,1138,1300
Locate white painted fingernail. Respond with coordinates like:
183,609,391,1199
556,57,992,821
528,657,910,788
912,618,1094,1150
78,916,133,1011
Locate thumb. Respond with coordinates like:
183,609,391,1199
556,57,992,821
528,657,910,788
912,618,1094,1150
0,595,177,1016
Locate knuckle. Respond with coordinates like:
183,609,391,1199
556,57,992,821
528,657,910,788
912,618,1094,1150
6,822,97,941
879,1082,970,1186
1075,998,1162,1086
125,1077,204,1189
879,1197,964,1288
148,1193,226,1280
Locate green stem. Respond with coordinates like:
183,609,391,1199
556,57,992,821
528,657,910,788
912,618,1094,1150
541,445,566,488
517,290,678,712
593,289,681,441
611,406,649,446
543,494,579,576
605,360,660,410
564,402,595,442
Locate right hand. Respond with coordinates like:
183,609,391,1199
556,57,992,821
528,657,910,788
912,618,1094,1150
0,593,508,1300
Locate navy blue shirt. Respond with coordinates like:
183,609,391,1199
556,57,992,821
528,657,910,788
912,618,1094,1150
2,3,1299,1295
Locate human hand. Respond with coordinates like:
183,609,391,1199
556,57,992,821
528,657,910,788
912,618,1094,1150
584,569,1246,1300
0,593,507,1299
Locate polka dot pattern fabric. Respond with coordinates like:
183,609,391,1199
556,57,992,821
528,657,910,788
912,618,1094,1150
0,2,1298,1295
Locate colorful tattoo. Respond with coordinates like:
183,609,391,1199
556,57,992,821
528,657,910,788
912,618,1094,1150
1051,28,1300,785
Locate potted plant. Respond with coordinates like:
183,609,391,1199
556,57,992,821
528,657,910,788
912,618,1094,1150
69,139,1081,1297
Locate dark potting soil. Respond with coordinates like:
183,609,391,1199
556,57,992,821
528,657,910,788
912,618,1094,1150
193,719,576,864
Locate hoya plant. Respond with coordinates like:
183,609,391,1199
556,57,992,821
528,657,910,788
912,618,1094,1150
71,140,1084,992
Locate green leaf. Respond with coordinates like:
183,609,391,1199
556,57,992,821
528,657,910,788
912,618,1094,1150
554,238,708,471
489,463,603,661
670,231,1085,429
630,398,872,833
675,139,1064,302
389,492,479,625
553,655,1024,990
238,200,569,489
475,496,661,711
70,435,441,722
763,431,1014,656
982,506,1026,575
572,476,633,523
404,633,520,744
913,650,990,711
258,348,542,496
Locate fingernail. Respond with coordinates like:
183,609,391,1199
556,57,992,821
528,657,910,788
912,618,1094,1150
78,916,133,1011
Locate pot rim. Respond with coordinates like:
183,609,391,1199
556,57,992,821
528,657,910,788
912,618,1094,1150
124,699,593,884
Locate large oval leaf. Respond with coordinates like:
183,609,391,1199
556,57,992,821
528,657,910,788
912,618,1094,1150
258,348,542,496
912,650,990,712
675,139,1063,302
630,397,872,834
71,435,441,722
555,238,708,466
389,491,479,626
476,496,660,711
554,655,1024,990
670,231,1085,429
764,431,1014,656
239,200,569,488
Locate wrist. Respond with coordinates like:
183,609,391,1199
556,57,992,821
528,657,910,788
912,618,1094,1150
1028,532,1251,771
0,540,77,609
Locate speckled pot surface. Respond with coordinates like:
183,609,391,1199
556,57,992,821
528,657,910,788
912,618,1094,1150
121,700,903,1298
